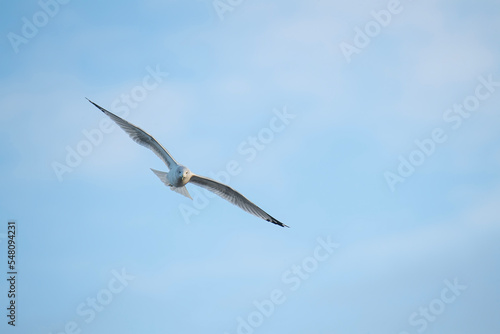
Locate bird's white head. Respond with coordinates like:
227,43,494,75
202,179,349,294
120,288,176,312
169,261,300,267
177,166,192,185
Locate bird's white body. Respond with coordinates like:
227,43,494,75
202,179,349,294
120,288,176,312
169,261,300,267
151,167,193,200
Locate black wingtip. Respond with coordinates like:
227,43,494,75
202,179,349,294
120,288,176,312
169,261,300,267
268,218,289,228
278,221,290,228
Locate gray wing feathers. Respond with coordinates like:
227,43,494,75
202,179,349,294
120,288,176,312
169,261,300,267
189,175,287,227
87,99,178,170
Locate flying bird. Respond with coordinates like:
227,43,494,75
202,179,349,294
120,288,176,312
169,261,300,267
87,99,287,227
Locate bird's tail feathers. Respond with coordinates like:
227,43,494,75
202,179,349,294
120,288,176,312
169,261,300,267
171,186,192,200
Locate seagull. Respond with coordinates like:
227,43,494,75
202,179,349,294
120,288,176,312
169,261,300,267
87,99,288,227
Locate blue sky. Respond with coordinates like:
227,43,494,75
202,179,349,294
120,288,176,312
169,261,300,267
1,0,500,333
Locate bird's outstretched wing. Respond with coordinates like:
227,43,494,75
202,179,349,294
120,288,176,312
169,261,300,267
87,99,178,170
189,174,288,227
